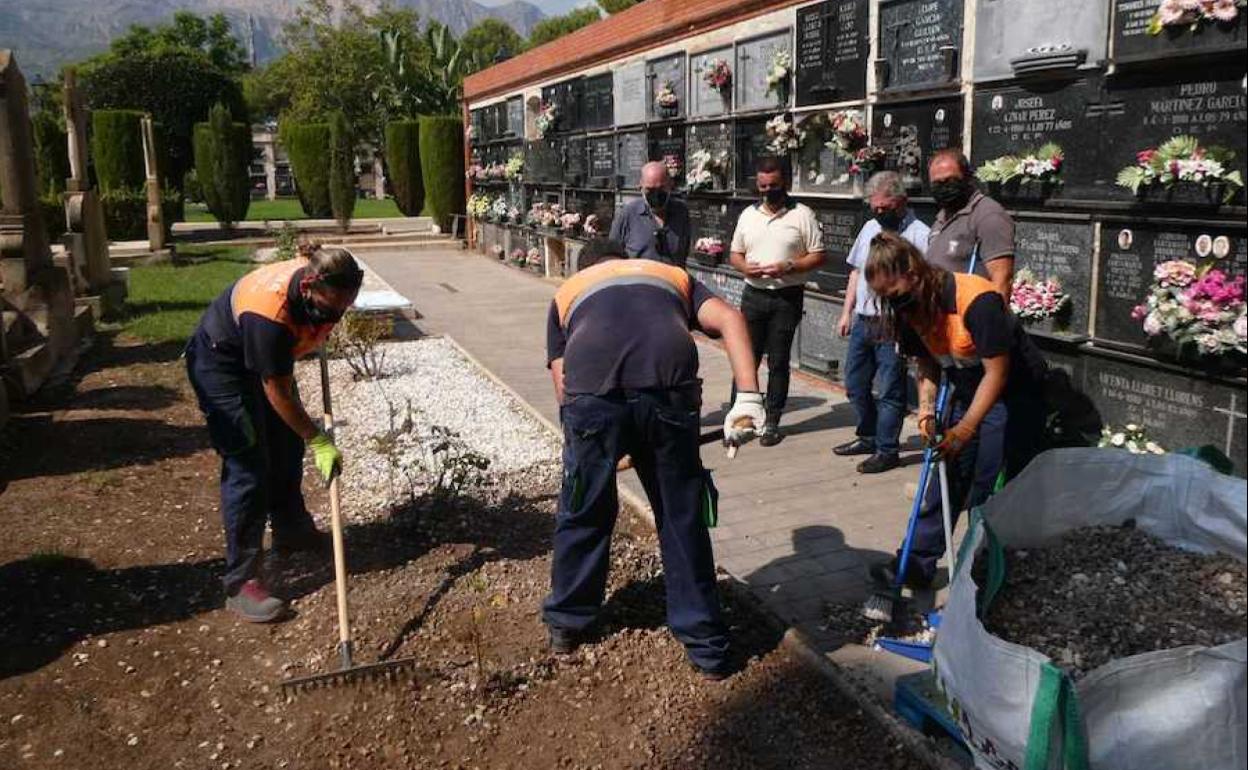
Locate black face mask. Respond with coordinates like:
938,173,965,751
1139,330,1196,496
762,187,787,207
887,292,917,312
875,209,904,231
304,294,344,325
644,189,670,210
931,179,972,211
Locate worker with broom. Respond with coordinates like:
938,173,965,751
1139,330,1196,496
543,238,765,680
862,232,1047,594
185,244,363,623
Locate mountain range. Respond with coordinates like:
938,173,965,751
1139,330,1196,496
0,0,546,79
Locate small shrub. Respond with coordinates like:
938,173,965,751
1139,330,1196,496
370,398,492,508
272,221,300,260
99,187,181,241
329,111,357,231
183,169,203,203
92,110,145,192
193,102,252,227
328,311,390,380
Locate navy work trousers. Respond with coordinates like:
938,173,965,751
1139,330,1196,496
542,387,728,671
185,330,315,595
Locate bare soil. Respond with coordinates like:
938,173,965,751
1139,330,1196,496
0,335,922,769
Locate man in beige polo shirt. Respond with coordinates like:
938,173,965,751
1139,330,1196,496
728,158,826,445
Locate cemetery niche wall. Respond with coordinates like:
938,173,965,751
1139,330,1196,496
795,0,869,106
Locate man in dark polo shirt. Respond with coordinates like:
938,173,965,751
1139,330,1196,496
543,239,765,679
925,149,1015,297
609,161,691,266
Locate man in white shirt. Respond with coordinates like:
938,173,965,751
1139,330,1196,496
728,158,826,445
833,171,930,473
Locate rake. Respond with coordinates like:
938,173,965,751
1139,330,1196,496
280,352,418,693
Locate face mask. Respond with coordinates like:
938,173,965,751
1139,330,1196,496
875,210,904,231
763,187,787,207
888,292,917,312
304,294,344,325
931,179,971,210
644,189,670,210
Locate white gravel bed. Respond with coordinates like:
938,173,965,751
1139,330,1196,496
295,336,561,521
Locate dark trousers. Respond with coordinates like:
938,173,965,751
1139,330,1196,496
185,331,315,595
844,314,906,456
739,284,804,422
542,387,728,670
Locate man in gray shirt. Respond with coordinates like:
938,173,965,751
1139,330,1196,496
925,149,1015,298
609,161,691,266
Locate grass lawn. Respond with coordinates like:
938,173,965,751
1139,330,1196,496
184,197,405,223
121,244,255,343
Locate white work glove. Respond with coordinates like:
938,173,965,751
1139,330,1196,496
724,392,766,448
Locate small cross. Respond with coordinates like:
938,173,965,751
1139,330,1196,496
1213,393,1247,456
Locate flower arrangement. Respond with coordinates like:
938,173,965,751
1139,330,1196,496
504,154,525,181
1010,269,1070,321
766,50,792,97
490,244,504,259
506,205,521,224
559,211,582,233
535,101,558,138
663,154,682,179
687,148,729,190
826,110,869,159
976,143,1065,185
509,247,526,265
765,114,805,155
702,58,732,93
467,192,493,220
485,162,508,181
489,196,509,222
1148,0,1244,34
466,163,486,182
1116,135,1244,203
849,146,887,176
526,247,542,268
527,201,564,229
1098,424,1166,455
656,81,679,109
694,237,725,259
583,214,602,237
1132,260,1247,357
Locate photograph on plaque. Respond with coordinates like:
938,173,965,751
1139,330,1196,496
1113,0,1246,64
795,0,869,107
1102,67,1247,206
647,53,687,121
613,61,648,126
878,0,963,92
735,30,793,113
648,125,687,189
972,0,1110,82
685,122,734,193
690,47,734,118
616,131,648,189
871,97,963,193
1094,219,1247,355
971,78,1104,201
794,109,865,195
1010,216,1095,338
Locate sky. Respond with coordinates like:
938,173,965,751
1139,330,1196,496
476,0,599,15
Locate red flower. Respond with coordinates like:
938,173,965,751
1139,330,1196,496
1136,149,1157,165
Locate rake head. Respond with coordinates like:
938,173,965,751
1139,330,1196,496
280,643,419,694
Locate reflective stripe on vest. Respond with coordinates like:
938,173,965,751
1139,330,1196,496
915,273,998,369
230,258,334,360
553,259,693,328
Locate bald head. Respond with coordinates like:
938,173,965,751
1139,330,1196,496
640,161,672,191
928,149,971,185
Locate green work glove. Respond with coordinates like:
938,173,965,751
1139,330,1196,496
307,432,342,483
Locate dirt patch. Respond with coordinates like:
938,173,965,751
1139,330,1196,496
1,335,923,769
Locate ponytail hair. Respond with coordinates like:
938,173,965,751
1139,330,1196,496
863,231,946,342
306,246,364,291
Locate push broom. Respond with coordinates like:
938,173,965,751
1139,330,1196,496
280,352,418,693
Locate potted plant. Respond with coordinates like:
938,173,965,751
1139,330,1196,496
1116,135,1244,205
509,247,526,265
1132,259,1247,371
976,143,1064,201
1010,269,1072,334
656,80,680,119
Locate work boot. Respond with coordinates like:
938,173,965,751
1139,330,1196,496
226,579,286,623
272,527,332,558
857,453,900,474
548,626,582,655
833,437,876,456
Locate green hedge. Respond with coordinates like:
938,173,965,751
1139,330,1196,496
100,187,181,241
92,110,145,193
385,120,424,216
328,111,356,230
40,193,67,244
281,123,332,218
418,115,465,232
33,112,70,196
193,103,253,227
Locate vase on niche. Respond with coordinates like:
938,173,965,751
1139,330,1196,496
1146,335,1246,376
658,103,679,120
1138,181,1226,207
990,178,1057,202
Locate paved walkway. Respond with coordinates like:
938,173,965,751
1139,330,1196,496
361,248,931,698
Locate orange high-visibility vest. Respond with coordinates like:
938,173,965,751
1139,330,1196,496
230,259,334,359
913,273,998,369
553,259,693,328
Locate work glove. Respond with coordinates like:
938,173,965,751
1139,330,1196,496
308,432,343,483
724,392,766,448
917,413,938,447
935,421,976,458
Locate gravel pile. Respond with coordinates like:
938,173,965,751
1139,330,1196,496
295,337,562,522
980,523,1247,678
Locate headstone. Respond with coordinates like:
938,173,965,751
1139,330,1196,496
647,125,686,188
734,116,789,190
973,0,1110,82
647,53,686,121
871,97,963,193
690,47,734,118
799,293,849,375
61,67,112,293
972,77,1105,201
1094,218,1246,350
525,139,563,184
1083,352,1246,475
687,196,737,263
736,30,792,113
565,136,588,187
796,0,869,107
582,74,614,130
506,97,524,139
1113,0,1246,64
588,135,615,188
1010,214,1094,338
878,0,963,92
807,199,863,294
794,111,858,195
616,131,647,189
0,50,52,284
542,79,582,133
614,62,648,127
687,263,745,308
685,121,733,192
1100,67,1247,204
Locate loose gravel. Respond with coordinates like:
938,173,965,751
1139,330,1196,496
980,523,1247,678
295,337,562,522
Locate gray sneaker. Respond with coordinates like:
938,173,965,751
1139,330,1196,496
226,579,286,623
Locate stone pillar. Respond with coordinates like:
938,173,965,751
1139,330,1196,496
373,152,386,200
140,115,165,251
61,67,111,294
263,138,277,201
0,49,51,288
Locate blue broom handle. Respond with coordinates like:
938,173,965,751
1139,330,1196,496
895,376,951,588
